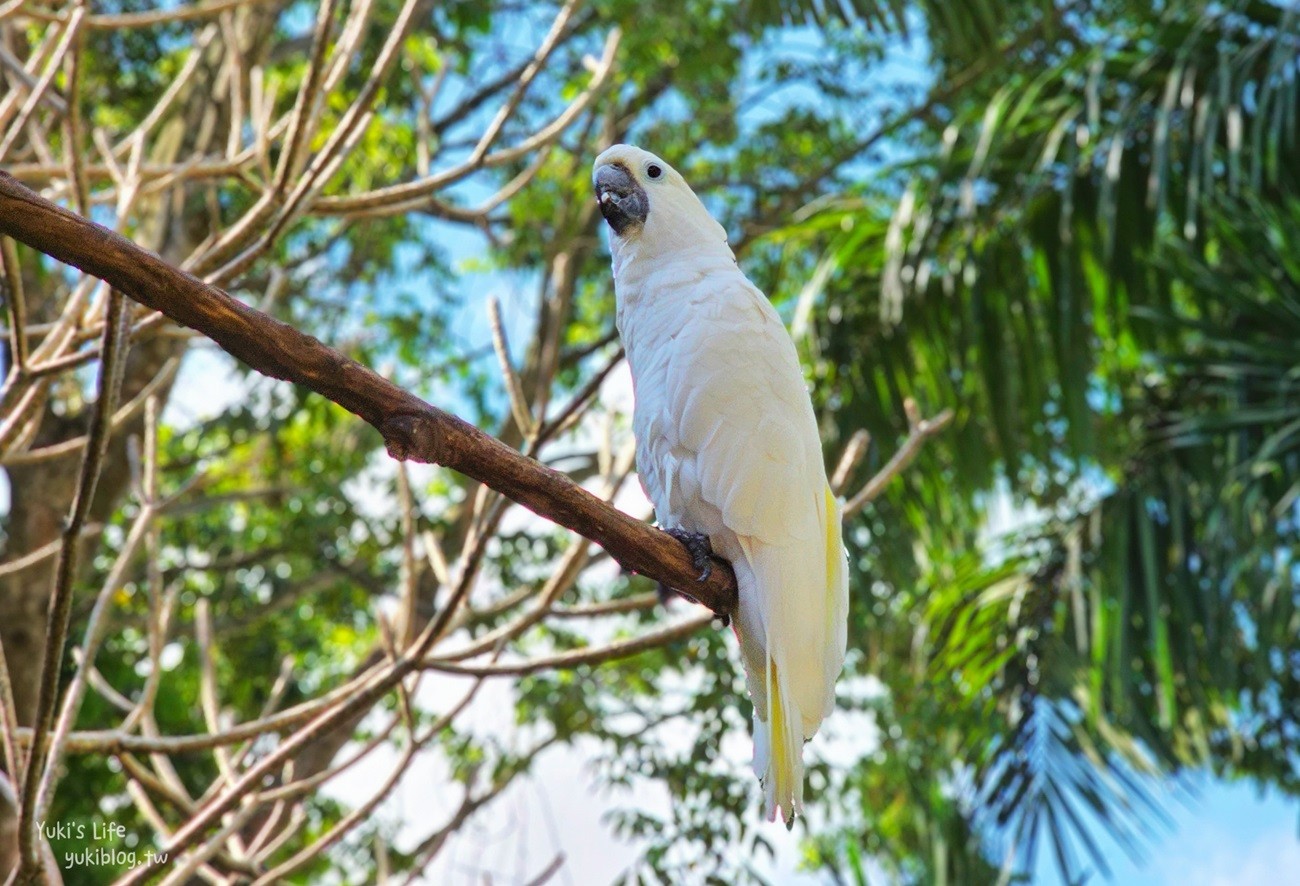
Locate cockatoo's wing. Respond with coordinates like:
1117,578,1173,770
631,274,849,822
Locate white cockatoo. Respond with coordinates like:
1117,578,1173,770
593,144,849,824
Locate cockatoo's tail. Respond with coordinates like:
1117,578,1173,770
593,145,850,824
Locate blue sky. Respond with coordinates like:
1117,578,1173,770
1037,778,1300,886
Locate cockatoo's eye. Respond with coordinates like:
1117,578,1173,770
646,163,663,180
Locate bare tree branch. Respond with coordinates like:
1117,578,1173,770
425,612,713,677
0,171,744,615
11,0,275,30
0,236,28,371
842,399,955,518
15,286,130,880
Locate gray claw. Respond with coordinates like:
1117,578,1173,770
665,528,714,582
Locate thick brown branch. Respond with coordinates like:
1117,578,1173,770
0,171,740,614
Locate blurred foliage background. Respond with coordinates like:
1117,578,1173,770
1,0,1298,883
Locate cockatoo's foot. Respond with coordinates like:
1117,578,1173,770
659,529,729,625
665,528,714,581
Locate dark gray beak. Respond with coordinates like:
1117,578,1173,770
594,163,648,236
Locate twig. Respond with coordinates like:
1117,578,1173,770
119,772,238,883
440,435,629,641
536,345,624,445
83,665,134,713
20,310,174,377
424,613,713,677
120,753,194,815
227,654,295,773
0,278,97,447
547,592,658,618
318,0,378,100
401,736,562,881
422,528,451,587
212,0,421,283
467,0,579,166
219,10,245,160
349,141,555,221
122,581,176,735
314,27,622,215
19,0,272,30
111,25,219,165
250,731,418,884
0,20,60,135
432,541,590,662
116,439,516,882
124,771,182,840
16,287,131,879
0,4,87,162
62,2,89,217
830,428,870,495
0,356,179,466
270,0,337,194
0,522,105,579
35,503,155,822
489,295,536,440
0,381,49,454
524,854,567,886
253,716,398,807
0,42,68,114
138,710,200,817
12,661,389,757
396,463,419,648
156,801,260,886
116,591,462,881
249,807,305,866
0,634,22,794
842,400,954,517
195,600,237,788
1,236,28,371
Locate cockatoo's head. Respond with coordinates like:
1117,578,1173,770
592,144,730,261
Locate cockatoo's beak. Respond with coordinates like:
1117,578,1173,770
594,163,648,235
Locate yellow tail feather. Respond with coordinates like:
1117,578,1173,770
765,657,800,827
825,486,841,640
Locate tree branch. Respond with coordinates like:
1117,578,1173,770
0,170,742,617
425,613,713,677
16,284,130,880
842,400,954,518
